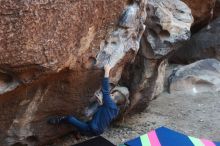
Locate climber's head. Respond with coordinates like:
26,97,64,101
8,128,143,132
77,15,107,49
94,86,129,106
110,86,129,106
84,86,130,118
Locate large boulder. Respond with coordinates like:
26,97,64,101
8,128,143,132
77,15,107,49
0,0,195,144
169,59,220,94
121,0,193,113
170,17,220,64
0,0,147,145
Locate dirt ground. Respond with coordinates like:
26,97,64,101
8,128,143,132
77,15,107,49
50,91,220,145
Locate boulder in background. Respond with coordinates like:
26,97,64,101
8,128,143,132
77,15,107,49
170,17,220,64
169,59,220,94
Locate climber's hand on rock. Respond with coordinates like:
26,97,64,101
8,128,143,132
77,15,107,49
104,64,111,77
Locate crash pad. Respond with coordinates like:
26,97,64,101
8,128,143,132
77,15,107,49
72,136,115,146
124,127,220,146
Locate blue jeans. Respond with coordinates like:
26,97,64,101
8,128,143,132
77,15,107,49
65,116,94,136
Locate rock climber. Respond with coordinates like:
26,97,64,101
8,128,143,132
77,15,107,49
48,64,129,136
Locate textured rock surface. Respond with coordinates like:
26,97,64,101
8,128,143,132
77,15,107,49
0,0,126,93
144,0,193,58
169,59,220,94
170,17,220,64
121,0,193,113
0,0,147,145
0,0,126,71
182,0,216,32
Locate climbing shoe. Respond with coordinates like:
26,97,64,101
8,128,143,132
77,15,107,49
47,116,66,125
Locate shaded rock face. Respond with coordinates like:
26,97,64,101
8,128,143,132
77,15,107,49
170,17,220,64
169,59,220,94
121,54,167,113
182,0,216,32
214,0,220,19
2,70,103,146
0,0,148,145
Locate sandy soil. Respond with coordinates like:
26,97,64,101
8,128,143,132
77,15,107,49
50,91,220,146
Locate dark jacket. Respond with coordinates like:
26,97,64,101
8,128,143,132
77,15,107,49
89,77,119,135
